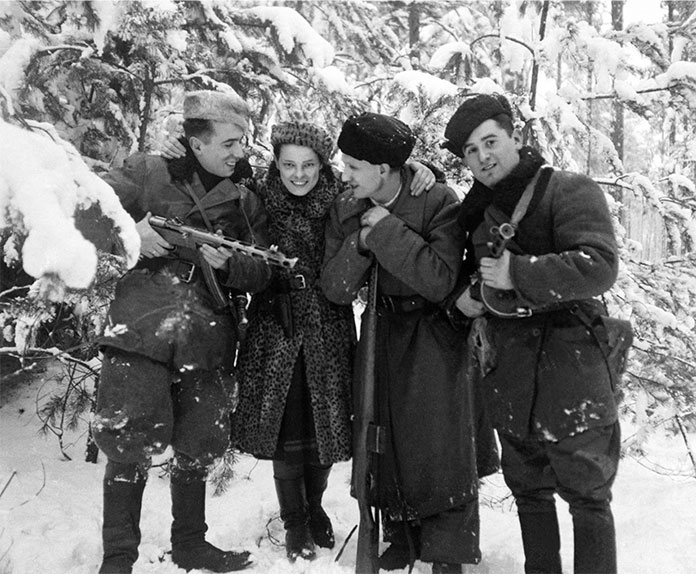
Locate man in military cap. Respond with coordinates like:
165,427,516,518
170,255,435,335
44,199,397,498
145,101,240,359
321,112,495,574
93,90,272,573
442,93,622,574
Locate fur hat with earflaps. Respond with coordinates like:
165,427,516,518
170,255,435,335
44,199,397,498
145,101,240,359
183,90,249,130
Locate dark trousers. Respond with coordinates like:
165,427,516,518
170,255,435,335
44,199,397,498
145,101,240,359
500,423,621,574
94,349,232,466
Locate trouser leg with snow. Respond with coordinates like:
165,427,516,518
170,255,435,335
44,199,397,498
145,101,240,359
501,423,620,574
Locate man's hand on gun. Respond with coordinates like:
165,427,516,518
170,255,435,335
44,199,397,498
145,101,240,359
138,212,233,269
137,212,173,259
199,244,234,270
479,249,514,290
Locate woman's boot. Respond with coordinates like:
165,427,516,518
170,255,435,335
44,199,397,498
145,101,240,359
274,476,316,562
304,464,335,549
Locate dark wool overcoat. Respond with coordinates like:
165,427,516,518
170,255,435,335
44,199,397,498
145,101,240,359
471,166,620,440
320,169,482,521
233,169,355,465
98,152,271,369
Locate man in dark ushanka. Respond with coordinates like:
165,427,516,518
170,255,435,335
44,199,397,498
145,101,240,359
443,93,622,574
320,112,498,574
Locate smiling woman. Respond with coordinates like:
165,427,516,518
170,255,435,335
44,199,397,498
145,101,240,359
275,144,322,196
232,120,355,563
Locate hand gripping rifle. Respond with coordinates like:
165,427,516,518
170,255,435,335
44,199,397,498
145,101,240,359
352,265,383,574
148,215,298,311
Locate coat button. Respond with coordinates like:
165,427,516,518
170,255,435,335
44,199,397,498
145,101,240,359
532,328,541,336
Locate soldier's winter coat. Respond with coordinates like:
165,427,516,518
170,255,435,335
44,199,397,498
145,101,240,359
465,152,620,440
321,169,486,521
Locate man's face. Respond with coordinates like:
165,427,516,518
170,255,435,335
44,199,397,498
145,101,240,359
462,119,522,188
340,154,382,199
191,121,246,177
275,144,321,197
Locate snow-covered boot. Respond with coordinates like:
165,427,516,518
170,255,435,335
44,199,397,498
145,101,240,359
304,464,335,549
99,462,146,574
518,511,562,573
274,477,316,562
170,468,252,572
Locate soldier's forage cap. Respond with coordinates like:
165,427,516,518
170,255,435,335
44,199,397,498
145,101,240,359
442,93,514,158
337,112,416,168
183,90,250,128
270,121,335,164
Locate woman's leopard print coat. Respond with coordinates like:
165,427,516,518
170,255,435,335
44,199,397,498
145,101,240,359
232,167,355,465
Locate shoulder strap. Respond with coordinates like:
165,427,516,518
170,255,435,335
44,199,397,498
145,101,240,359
510,165,551,227
183,181,215,232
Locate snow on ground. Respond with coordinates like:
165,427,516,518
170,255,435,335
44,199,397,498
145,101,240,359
1,361,695,574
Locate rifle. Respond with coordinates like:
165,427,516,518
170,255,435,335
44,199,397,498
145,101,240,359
149,216,298,269
352,265,382,574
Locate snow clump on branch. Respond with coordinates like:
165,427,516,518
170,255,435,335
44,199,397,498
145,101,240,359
0,119,139,292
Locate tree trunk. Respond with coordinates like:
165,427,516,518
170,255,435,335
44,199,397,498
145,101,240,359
585,2,595,176
611,1,624,164
408,2,421,68
529,1,550,111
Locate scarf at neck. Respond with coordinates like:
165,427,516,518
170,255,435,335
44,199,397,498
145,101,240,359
458,146,546,234
261,167,341,223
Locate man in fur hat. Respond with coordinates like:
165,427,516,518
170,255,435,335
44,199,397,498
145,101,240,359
442,93,622,574
321,112,497,574
93,90,272,573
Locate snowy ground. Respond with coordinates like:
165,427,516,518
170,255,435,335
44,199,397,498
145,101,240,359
1,361,695,574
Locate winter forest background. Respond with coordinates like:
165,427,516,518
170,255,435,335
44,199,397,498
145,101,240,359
0,1,695,573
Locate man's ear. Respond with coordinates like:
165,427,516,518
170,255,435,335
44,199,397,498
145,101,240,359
189,136,202,154
378,163,390,176
512,128,523,149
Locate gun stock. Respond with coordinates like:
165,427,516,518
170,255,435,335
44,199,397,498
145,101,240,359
353,265,381,574
149,215,298,269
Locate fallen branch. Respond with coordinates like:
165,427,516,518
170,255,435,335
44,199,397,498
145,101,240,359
675,414,696,478
0,470,17,499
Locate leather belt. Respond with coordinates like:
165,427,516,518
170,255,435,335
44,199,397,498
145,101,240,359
136,258,200,284
377,293,433,314
274,272,312,292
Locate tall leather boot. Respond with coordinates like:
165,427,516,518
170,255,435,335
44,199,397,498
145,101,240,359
170,468,252,572
99,462,146,574
274,476,316,562
304,464,335,549
572,504,617,574
518,511,563,574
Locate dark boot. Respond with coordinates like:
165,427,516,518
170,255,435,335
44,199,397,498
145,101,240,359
274,477,316,562
518,511,562,574
304,464,335,549
378,543,412,571
99,462,146,574
170,469,252,572
572,503,617,574
432,562,463,574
